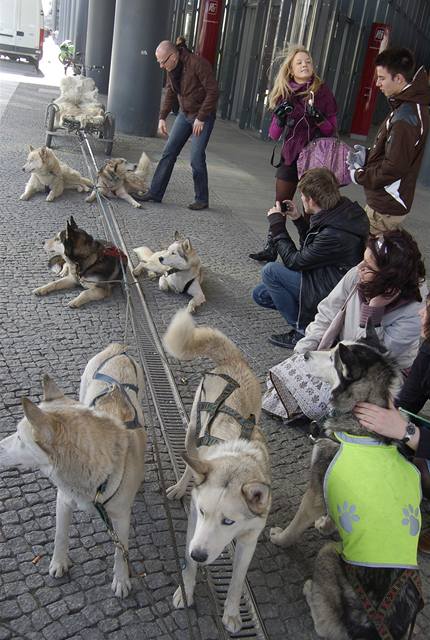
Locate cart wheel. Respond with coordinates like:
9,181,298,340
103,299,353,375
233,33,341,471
103,112,115,155
45,103,59,148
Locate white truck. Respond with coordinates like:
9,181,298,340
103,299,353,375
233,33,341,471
0,0,44,69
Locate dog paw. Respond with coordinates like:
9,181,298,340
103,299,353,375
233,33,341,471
166,482,185,501
45,194,55,202
132,202,142,209
49,557,71,577
187,300,197,314
159,276,169,291
173,586,187,609
222,610,242,634
19,193,30,201
33,286,46,296
111,575,131,598
68,298,81,308
315,515,335,535
269,526,291,547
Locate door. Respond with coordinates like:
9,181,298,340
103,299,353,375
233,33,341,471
0,0,18,50
16,0,43,52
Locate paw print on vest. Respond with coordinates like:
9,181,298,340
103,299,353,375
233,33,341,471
401,504,420,536
337,501,360,533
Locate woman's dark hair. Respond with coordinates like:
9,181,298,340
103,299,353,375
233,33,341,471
360,229,425,302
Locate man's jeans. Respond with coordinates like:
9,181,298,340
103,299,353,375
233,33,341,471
252,262,303,330
149,111,215,203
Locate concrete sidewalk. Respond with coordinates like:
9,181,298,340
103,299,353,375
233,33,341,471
0,53,429,640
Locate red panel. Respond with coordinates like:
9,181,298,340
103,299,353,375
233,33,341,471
350,23,391,137
196,0,224,67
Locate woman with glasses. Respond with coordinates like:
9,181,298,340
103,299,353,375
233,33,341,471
262,229,427,427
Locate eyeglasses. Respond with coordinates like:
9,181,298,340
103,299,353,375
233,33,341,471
159,53,173,67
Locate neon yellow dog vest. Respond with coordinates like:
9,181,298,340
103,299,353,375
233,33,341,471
324,432,421,569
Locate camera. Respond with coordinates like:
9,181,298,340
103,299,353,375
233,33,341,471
274,99,294,127
280,201,293,213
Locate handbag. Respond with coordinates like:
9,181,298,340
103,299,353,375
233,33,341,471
297,136,352,186
317,283,359,350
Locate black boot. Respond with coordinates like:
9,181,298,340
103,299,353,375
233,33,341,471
249,231,277,262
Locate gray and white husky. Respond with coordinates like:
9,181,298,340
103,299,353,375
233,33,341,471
270,324,423,640
163,310,271,634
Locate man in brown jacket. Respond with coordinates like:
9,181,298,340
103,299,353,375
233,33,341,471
139,40,219,210
347,48,430,234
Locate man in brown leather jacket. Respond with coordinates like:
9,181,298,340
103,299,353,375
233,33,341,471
139,40,219,210
348,48,430,234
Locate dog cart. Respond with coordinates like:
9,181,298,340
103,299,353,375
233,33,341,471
44,102,115,155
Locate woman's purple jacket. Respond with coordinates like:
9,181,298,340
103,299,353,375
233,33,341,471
269,80,338,166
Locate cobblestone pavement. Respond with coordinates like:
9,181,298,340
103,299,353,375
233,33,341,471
0,79,429,640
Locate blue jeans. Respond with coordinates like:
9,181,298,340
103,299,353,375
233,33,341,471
149,111,215,203
252,262,303,331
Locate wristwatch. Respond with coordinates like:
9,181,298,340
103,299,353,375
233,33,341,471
401,421,417,444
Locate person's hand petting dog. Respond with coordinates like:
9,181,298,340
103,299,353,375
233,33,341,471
353,401,420,451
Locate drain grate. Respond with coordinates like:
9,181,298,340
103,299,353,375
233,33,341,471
99,204,270,640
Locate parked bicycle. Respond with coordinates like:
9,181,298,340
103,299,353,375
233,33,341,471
58,40,83,76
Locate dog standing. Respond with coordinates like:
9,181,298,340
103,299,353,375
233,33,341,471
158,232,205,313
20,145,92,202
270,325,423,640
0,345,146,598
163,310,271,633
86,151,150,209
33,216,127,308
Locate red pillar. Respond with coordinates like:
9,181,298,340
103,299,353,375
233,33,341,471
195,0,224,67
350,23,391,138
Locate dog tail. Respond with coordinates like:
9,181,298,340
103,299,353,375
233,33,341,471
133,246,153,261
135,151,151,178
163,309,245,367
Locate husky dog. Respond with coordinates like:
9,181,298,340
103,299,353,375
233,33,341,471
270,324,423,640
20,145,92,202
33,216,127,308
0,350,146,598
158,232,205,313
86,151,150,209
132,245,171,279
53,76,105,128
163,310,271,633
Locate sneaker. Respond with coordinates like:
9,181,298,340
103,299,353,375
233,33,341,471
268,329,304,348
132,191,161,203
418,528,430,554
188,201,208,210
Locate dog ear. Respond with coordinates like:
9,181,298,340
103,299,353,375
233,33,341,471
182,238,192,252
69,216,78,230
242,482,271,515
42,375,65,402
40,146,48,159
182,452,210,484
96,386,135,424
28,144,35,152
338,344,362,380
21,398,56,446
174,231,181,241
364,319,387,353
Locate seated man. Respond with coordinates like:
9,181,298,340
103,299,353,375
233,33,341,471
252,168,369,348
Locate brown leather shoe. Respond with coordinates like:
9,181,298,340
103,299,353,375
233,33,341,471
188,201,208,210
418,528,430,554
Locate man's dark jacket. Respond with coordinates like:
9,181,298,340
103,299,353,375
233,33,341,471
269,197,369,328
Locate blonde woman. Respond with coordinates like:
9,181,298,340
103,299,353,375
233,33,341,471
250,46,337,262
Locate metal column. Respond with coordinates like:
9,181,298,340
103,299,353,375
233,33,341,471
85,0,116,94
107,0,173,136
74,0,89,58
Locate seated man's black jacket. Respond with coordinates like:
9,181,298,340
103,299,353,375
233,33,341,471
269,197,369,328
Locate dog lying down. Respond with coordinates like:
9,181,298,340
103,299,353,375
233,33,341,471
0,344,146,598
134,232,205,313
34,216,127,308
163,310,271,633
53,75,105,128
85,151,150,209
20,145,92,202
270,323,423,640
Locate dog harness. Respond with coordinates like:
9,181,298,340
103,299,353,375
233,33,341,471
324,431,421,569
196,372,255,447
165,267,196,294
89,351,141,429
102,244,128,264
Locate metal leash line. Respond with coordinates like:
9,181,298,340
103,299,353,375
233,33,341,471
76,130,200,640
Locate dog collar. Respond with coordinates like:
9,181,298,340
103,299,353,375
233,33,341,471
102,244,127,264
